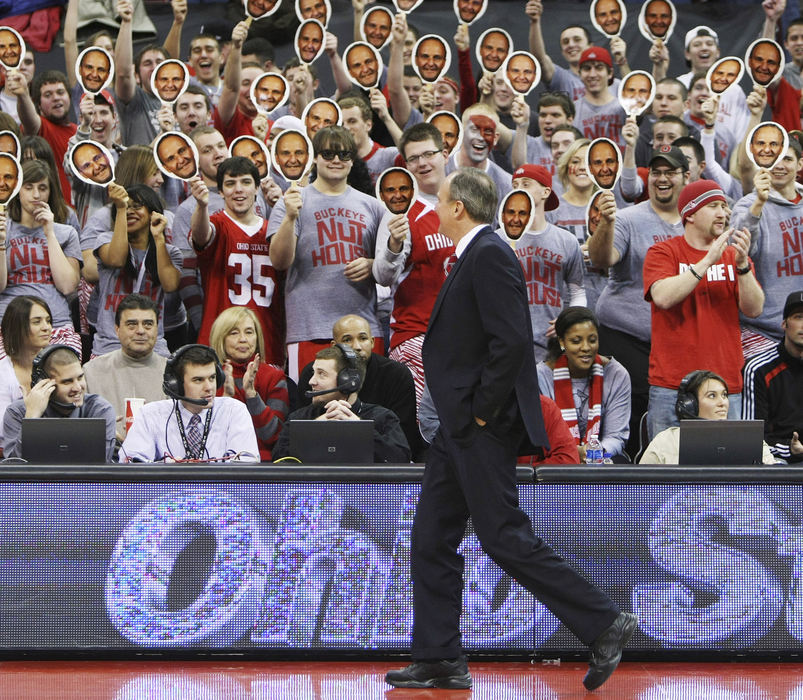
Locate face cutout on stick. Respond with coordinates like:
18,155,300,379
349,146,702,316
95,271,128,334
746,121,788,170
150,59,189,105
393,0,424,13
271,128,313,183
412,35,452,84
250,72,289,115
69,140,115,187
244,0,282,20
618,70,655,116
376,167,417,215
498,189,535,242
0,130,20,160
361,7,394,50
301,98,342,138
0,26,25,71
745,38,784,87
295,19,327,65
586,137,622,190
76,46,114,96
344,41,383,90
637,0,676,42
427,111,462,156
454,0,488,26
230,135,272,180
295,0,331,28
706,56,745,95
586,189,605,236
475,28,512,74
591,0,627,38
500,51,541,96
0,152,21,205
154,131,199,181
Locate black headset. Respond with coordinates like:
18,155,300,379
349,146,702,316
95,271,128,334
334,343,363,394
30,345,80,387
675,370,713,420
163,344,225,403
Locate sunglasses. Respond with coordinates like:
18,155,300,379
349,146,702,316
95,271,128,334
318,149,353,161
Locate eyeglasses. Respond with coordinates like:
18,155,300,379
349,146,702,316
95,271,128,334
318,149,353,161
405,149,442,166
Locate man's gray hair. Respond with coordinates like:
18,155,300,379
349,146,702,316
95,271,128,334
448,168,498,225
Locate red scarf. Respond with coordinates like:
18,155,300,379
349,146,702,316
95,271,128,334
552,354,604,445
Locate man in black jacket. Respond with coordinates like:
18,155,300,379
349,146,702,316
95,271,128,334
274,345,410,463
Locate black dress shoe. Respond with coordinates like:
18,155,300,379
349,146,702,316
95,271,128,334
583,612,638,691
385,656,472,689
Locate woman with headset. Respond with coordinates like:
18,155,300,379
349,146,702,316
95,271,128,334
208,307,289,461
640,370,775,464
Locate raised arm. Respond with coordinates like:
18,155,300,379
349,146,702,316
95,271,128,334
63,0,80,88
97,182,132,268
587,191,621,268
218,21,249,128
114,0,137,104
5,71,40,135
150,212,181,292
526,0,555,84
189,176,213,249
325,32,352,98
387,12,412,129
649,39,669,82
268,184,302,270
163,0,188,60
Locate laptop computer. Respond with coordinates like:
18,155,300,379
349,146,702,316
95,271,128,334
678,419,765,465
21,418,107,464
288,420,375,464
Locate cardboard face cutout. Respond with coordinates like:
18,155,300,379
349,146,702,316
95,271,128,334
0,130,20,160
498,189,535,242
706,56,745,95
376,167,417,215
230,136,272,180
0,26,25,71
244,0,282,20
295,0,330,28
745,38,784,87
154,132,199,181
618,70,655,116
746,121,788,170
150,59,189,105
69,140,116,187
360,6,394,51
586,137,622,190
393,0,424,13
475,28,512,74
500,51,541,96
76,46,114,96
344,42,383,89
637,0,676,42
0,152,21,205
427,111,463,156
412,35,452,84
586,189,605,236
454,0,488,26
250,72,290,115
270,128,313,183
591,0,627,38
295,19,327,65
301,98,342,138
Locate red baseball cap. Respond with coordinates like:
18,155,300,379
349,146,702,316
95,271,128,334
579,47,614,85
512,164,560,211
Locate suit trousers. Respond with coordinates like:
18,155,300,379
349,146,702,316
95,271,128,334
410,421,619,659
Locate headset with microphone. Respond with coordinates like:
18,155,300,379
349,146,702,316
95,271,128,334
675,370,722,420
30,345,83,410
162,344,225,406
305,344,363,398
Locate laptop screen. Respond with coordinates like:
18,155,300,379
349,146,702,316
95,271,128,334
21,418,107,464
678,419,765,465
288,419,374,464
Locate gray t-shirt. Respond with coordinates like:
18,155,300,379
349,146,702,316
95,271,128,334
118,86,161,147
267,185,384,342
0,221,82,327
595,201,683,342
573,96,626,150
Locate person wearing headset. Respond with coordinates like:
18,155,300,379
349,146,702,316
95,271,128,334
119,344,259,462
2,345,116,462
639,369,775,464
272,345,411,463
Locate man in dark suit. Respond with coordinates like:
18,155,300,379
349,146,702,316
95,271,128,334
385,169,637,691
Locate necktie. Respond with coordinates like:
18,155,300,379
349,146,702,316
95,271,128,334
186,413,202,458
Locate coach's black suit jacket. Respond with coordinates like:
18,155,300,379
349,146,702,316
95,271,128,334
422,226,549,451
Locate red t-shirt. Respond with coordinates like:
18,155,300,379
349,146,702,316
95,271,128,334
195,211,285,366
36,117,77,204
389,198,454,348
213,106,255,146
643,235,753,392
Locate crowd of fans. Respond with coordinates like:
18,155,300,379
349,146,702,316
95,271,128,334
0,0,801,465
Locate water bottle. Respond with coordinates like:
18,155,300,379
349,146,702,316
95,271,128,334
585,436,603,465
